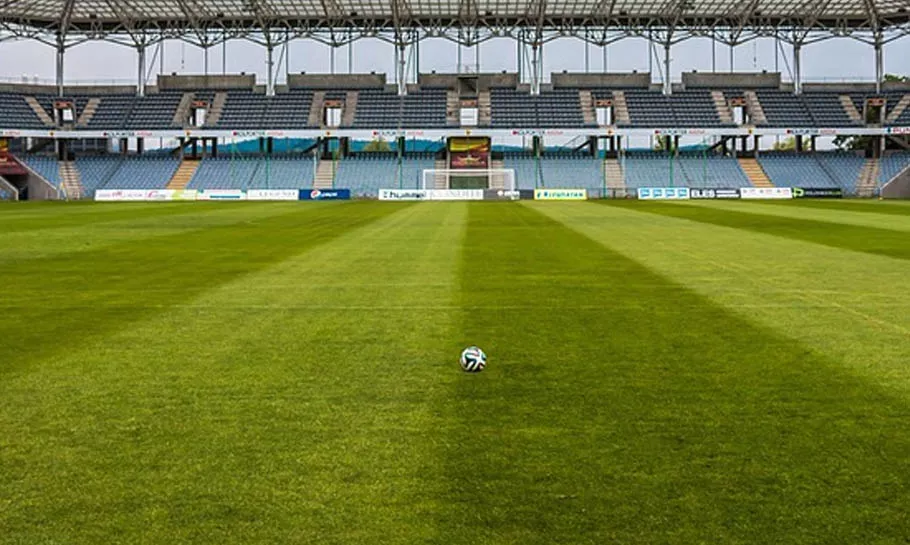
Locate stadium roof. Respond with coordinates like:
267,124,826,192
1,0,909,45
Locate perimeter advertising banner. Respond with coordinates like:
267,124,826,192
95,189,198,201
534,189,588,200
247,189,299,201
196,190,246,201
689,188,741,199
299,189,352,200
637,187,690,200
740,187,793,199
792,187,844,198
378,189,484,201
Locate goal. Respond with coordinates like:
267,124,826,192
421,169,516,192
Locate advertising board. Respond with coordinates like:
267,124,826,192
247,189,300,201
637,187,690,200
533,189,588,200
196,190,247,201
740,187,793,200
689,188,741,199
299,189,352,201
792,187,844,198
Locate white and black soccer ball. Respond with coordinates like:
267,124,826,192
460,346,487,373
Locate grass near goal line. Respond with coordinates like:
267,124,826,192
2,199,910,544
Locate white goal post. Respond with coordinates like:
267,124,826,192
421,169,516,192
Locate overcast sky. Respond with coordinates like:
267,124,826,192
1,33,908,85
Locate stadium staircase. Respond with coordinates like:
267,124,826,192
25,96,56,127
172,93,194,127
611,91,631,124
342,91,358,127
478,91,492,126
313,159,337,189
856,158,880,197
167,159,200,190
59,161,83,199
886,95,910,124
579,90,597,125
604,158,625,189
76,98,101,127
711,91,735,124
739,158,774,187
446,91,460,126
743,91,768,125
205,92,227,127
309,91,325,127
840,95,863,123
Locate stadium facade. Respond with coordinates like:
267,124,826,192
1,0,910,200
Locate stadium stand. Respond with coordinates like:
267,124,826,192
0,93,47,128
757,153,840,188
334,153,436,193
19,156,62,187
621,152,751,189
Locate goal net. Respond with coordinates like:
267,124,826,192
421,169,516,192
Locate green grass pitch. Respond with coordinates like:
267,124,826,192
2,199,910,544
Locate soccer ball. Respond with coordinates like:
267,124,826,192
460,346,487,373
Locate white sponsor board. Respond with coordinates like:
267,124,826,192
379,189,484,201
95,189,197,201
637,187,690,200
246,189,299,201
196,190,247,201
740,187,793,200
533,189,588,200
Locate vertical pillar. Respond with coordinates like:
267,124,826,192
137,138,144,155
663,41,672,95
475,42,480,74
729,43,734,72
330,45,336,74
348,32,354,74
711,37,716,72
55,42,65,97
223,40,227,74
396,43,407,96
457,43,462,74
530,43,540,95
203,46,209,75
137,45,146,97
874,32,884,94
516,34,523,81
793,42,802,95
603,41,608,71
266,44,275,96
584,39,590,73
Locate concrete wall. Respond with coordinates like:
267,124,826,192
881,163,910,198
157,74,256,90
551,72,651,89
287,73,386,89
418,72,521,91
682,71,781,89
0,83,137,95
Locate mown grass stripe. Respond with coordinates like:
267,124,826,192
434,202,910,544
760,198,910,216
0,202,406,374
602,200,910,260
682,199,910,233
0,203,465,544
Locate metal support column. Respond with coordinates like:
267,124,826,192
531,43,540,95
137,46,146,97
874,31,884,94
396,43,407,96
204,46,209,75
266,44,275,96
793,42,802,95
55,41,65,97
663,41,672,95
